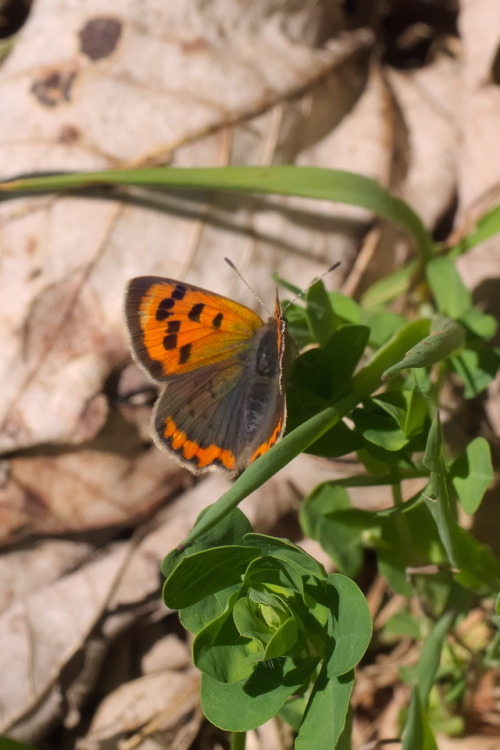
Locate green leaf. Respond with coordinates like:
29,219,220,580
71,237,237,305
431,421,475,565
289,325,369,403
163,546,259,609
451,437,493,514
426,256,471,317
452,526,500,593
278,696,307,731
244,534,328,580
449,203,500,256
376,502,446,598
300,484,365,577
302,421,364,460
329,291,362,325
450,345,500,398
459,307,497,340
264,616,299,660
402,690,439,750
357,443,416,474
194,601,259,683
383,315,465,379
324,325,370,396
363,308,408,347
161,506,252,578
295,671,354,750
383,610,422,640
352,403,409,452
306,280,336,346
200,658,317,731
294,576,370,749
180,584,241,635
405,383,430,438
415,609,456,704
0,739,36,750
283,301,313,349
421,414,458,567
373,391,414,434
242,556,304,598
422,411,443,473
402,610,456,750
361,259,419,308
232,596,276,646
327,574,373,676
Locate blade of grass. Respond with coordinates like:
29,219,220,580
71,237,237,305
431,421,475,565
0,166,433,260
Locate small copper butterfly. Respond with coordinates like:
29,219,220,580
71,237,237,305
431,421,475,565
124,276,286,476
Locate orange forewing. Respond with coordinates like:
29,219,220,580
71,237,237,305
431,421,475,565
125,277,263,380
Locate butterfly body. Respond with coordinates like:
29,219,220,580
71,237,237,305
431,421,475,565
125,276,286,475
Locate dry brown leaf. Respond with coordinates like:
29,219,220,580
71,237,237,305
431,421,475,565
436,738,500,750
0,544,128,736
458,0,500,209
141,634,191,675
0,448,186,545
77,670,201,750
387,56,460,228
0,538,96,616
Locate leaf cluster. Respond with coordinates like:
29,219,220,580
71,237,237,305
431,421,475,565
162,510,371,747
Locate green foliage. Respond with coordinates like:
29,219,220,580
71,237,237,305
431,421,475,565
5,165,497,748
0,741,34,750
163,508,371,742
157,170,498,747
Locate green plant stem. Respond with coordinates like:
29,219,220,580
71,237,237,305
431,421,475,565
391,481,416,558
391,482,404,506
230,731,246,750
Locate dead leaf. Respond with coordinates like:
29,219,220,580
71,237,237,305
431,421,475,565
0,449,186,545
77,670,201,750
0,544,128,735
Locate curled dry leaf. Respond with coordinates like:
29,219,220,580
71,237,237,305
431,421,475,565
77,670,202,750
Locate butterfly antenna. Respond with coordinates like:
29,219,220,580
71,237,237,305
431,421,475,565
224,257,271,315
284,261,341,309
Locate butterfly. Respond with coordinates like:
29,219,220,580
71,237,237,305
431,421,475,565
124,276,286,476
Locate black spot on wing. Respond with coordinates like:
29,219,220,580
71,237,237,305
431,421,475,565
212,312,223,328
167,320,181,333
179,343,192,365
188,303,205,322
156,297,175,321
163,334,177,350
172,283,187,301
